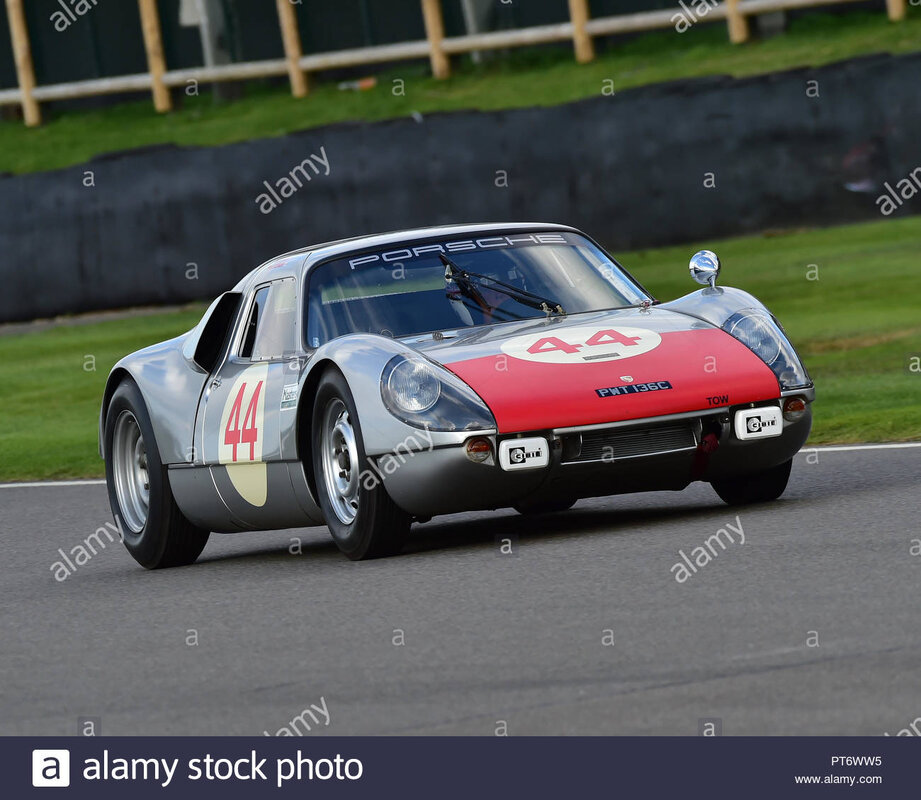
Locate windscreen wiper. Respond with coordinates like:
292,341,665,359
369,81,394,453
441,253,492,314
440,254,565,316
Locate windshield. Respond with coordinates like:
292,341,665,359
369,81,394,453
305,231,650,347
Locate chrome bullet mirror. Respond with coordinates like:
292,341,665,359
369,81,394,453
689,250,721,288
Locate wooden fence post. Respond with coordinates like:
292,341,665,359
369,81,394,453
5,0,40,126
885,0,906,21
137,0,173,112
421,0,450,79
276,0,308,97
567,0,595,64
725,0,750,44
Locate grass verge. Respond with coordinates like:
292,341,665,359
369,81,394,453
1,215,918,482
1,10,920,175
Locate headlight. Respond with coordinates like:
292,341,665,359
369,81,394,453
385,358,441,413
722,309,810,390
381,355,496,432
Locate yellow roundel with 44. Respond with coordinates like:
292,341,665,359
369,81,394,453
218,364,269,506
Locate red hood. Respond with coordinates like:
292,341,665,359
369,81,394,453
409,309,780,433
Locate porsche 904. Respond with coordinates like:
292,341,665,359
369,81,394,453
100,224,813,565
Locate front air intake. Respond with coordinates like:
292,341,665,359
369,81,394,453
563,423,697,464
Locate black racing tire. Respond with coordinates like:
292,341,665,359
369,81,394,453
711,458,793,506
514,498,577,516
312,368,411,560
104,379,210,569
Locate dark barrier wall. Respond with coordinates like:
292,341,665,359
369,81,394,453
1,53,919,322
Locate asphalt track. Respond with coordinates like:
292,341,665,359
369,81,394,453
1,446,919,736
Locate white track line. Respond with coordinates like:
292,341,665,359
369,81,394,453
803,443,921,453
1,442,918,489
0,479,106,489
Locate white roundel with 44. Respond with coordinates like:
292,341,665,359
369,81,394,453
500,325,662,365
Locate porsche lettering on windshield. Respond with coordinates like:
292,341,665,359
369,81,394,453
347,233,568,269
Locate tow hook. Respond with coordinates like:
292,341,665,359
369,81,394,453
690,428,721,479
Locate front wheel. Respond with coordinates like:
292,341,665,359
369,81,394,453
710,458,793,506
104,379,210,568
312,369,411,560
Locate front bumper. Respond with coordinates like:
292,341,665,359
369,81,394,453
377,395,813,518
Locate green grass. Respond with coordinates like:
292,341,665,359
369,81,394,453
0,308,205,482
2,9,920,174
1,215,918,481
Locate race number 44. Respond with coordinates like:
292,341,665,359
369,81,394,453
501,325,663,365
218,364,269,466
224,381,263,462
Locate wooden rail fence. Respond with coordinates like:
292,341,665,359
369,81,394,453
1,0,909,127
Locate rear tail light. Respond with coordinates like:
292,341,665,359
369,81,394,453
783,396,806,422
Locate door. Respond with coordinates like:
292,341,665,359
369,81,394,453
196,278,312,528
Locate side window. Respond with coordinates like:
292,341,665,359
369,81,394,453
240,280,297,361
240,287,268,359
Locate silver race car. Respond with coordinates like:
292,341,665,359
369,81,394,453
100,223,813,566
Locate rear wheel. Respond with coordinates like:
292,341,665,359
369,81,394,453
312,369,411,560
711,458,793,506
104,379,210,568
